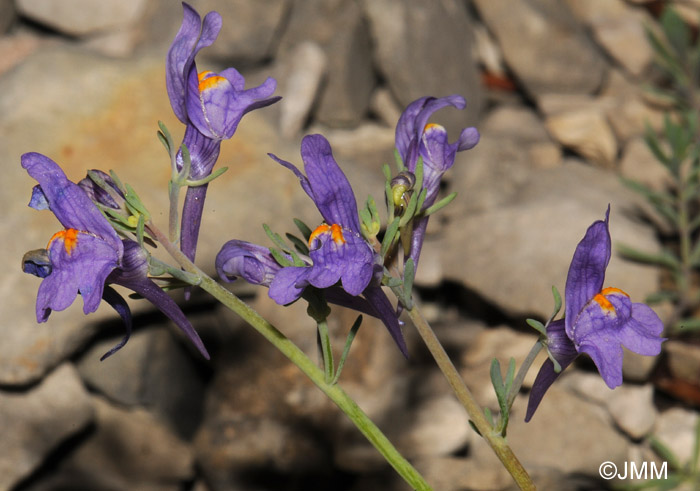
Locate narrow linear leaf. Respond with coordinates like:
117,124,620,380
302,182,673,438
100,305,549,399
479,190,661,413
423,192,457,217
380,217,401,258
526,318,547,337
293,218,312,240
616,243,681,270
286,233,309,256
186,166,229,187
332,315,363,385
269,248,294,267
393,148,405,172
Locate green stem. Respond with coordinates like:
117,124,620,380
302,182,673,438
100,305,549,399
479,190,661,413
148,223,430,490
506,341,544,410
406,304,535,490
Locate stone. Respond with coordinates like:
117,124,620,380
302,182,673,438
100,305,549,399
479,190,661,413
665,340,700,387
278,0,376,128
0,31,44,77
434,160,661,319
277,42,327,138
508,388,629,476
566,0,654,77
545,109,618,167
473,0,607,98
620,137,674,192
362,0,483,131
563,371,613,405
399,395,472,458
0,0,15,33
0,364,94,490
654,407,699,465
461,326,547,409
16,0,148,37
606,384,657,439
76,326,208,438
413,455,513,491
37,396,195,490
186,0,290,65
473,22,507,78
369,87,403,128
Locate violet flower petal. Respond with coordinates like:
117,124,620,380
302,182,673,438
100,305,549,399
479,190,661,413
100,285,133,361
565,206,611,339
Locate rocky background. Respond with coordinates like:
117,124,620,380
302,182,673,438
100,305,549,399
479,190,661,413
1,0,699,489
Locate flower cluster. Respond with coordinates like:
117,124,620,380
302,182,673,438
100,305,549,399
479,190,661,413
166,2,280,265
21,153,209,360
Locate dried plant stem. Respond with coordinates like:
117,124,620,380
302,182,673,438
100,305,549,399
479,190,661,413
406,304,535,490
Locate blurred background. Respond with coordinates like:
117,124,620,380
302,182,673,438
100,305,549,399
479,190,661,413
1,0,699,489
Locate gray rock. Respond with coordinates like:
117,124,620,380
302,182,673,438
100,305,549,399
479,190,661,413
16,0,148,37
545,108,618,168
362,0,483,131
665,340,700,387
399,395,472,458
38,396,195,491
0,0,15,33
654,407,700,466
606,384,657,439
0,364,94,490
76,326,208,438
413,454,513,491
473,0,607,98
279,0,376,128
278,42,327,138
186,0,290,65
509,388,629,476
369,87,403,128
566,0,654,78
620,137,674,192
433,160,661,319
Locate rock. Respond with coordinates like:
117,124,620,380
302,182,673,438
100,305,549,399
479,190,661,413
309,122,396,162
473,22,507,78
16,0,148,37
545,109,618,167
434,160,661,319
0,0,16,33
620,137,674,192
566,0,654,77
622,347,661,382
76,326,208,438
413,455,513,491
0,364,94,490
277,42,327,138
654,407,699,465
399,395,472,458
461,326,547,409
606,384,657,439
508,388,629,476
665,340,700,387
362,0,483,131
473,0,607,98
369,87,403,128
36,396,195,490
563,370,614,405
278,0,376,128
187,0,290,65
0,31,44,77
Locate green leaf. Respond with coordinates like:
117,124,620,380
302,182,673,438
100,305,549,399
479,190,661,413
186,166,229,186
643,125,672,167
286,232,309,256
398,186,420,227
269,248,293,267
526,318,547,337
332,315,362,385
401,258,415,309
380,217,401,258
616,243,681,271
671,317,700,333
551,286,562,320
393,148,405,172
294,218,312,241
650,436,681,470
662,7,690,60
423,192,457,217
645,290,679,304
382,163,392,181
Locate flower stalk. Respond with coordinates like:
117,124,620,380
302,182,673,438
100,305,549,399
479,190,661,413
406,304,535,490
148,222,430,490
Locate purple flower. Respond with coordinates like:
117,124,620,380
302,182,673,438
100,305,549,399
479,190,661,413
216,135,408,356
525,207,665,421
166,2,280,264
22,152,209,360
395,96,479,271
